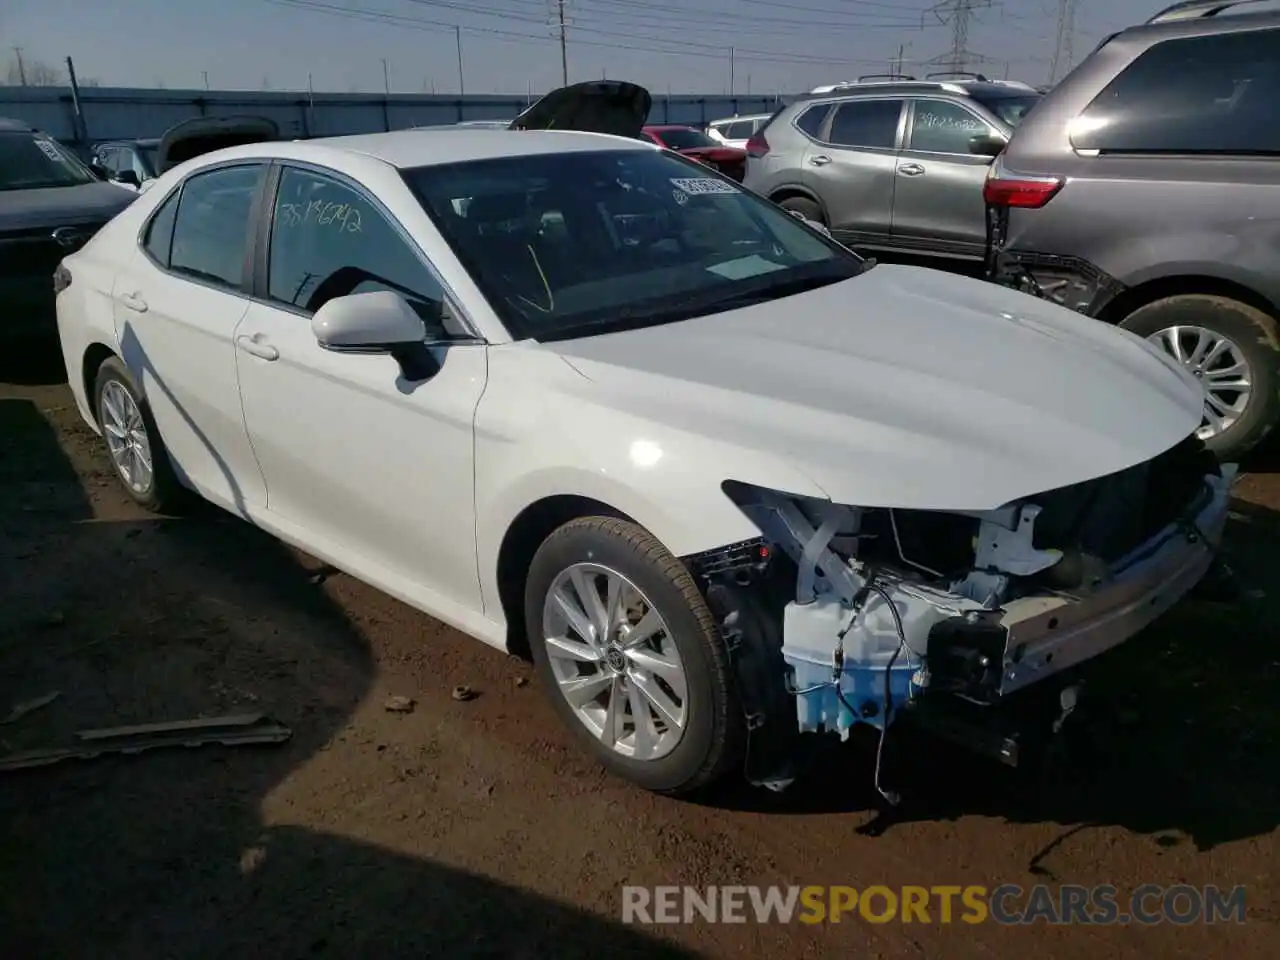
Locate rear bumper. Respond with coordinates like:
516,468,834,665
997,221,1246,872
987,249,1124,318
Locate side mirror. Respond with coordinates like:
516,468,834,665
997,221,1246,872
113,169,141,187
89,162,109,180
311,290,438,380
969,133,1007,159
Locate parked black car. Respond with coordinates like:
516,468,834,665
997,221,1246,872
0,117,136,344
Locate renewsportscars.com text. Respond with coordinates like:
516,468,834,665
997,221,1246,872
620,884,1247,926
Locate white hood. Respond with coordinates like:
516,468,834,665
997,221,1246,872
551,264,1206,511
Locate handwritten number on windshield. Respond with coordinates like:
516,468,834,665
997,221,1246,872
278,198,363,233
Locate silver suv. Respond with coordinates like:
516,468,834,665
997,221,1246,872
743,75,1040,262
985,0,1280,461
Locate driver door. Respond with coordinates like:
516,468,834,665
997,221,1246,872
234,163,488,612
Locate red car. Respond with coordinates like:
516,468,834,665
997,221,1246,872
641,125,747,182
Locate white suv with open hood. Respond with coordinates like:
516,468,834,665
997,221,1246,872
53,80,1234,797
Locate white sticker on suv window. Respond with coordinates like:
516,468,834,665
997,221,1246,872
35,138,63,162
669,177,738,195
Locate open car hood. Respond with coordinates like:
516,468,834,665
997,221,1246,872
156,115,280,173
508,81,651,139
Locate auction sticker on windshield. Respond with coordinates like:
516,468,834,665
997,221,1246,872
34,138,64,162
670,177,738,195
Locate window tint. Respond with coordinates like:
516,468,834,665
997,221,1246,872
268,166,446,330
1073,29,1280,154
909,100,991,154
726,120,755,139
826,100,902,148
795,104,831,138
143,189,181,267
169,164,263,288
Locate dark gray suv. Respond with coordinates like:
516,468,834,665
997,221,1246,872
985,0,1280,461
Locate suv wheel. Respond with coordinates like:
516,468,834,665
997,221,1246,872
776,195,824,225
1120,294,1280,461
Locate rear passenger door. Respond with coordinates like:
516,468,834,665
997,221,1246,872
802,98,904,243
891,98,1001,256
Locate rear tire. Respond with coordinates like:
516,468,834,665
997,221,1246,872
524,517,745,795
93,356,185,513
1119,294,1280,462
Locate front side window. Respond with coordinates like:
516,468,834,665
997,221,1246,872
405,148,864,342
0,131,98,191
1073,28,1280,154
826,99,903,149
909,100,992,154
168,164,264,289
267,166,447,331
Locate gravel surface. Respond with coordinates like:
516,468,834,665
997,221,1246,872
1,351,1276,959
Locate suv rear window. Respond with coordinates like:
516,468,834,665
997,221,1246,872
1072,27,1280,155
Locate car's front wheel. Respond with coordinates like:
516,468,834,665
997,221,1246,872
1121,294,1280,462
93,356,184,512
524,517,744,795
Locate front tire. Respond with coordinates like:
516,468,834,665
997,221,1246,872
776,195,824,225
524,517,745,795
93,356,184,512
1120,294,1280,462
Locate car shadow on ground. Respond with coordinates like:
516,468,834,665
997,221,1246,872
703,497,1280,853
0,396,698,958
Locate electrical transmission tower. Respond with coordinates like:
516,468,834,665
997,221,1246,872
924,0,994,75
1048,0,1079,85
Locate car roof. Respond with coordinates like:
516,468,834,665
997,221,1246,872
709,113,771,124
788,79,1038,106
98,137,161,147
196,126,652,171
1108,2,1280,44
643,124,698,131
0,117,35,133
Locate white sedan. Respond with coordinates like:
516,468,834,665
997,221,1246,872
56,82,1233,796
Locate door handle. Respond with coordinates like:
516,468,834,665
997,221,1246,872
897,163,925,177
119,292,148,313
809,155,832,166
235,333,280,362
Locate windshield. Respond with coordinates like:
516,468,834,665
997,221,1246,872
971,93,1041,128
0,131,99,191
405,148,865,341
654,127,718,150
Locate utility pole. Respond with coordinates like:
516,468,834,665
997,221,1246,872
1049,0,1079,86
202,70,210,90
729,46,735,95
12,46,27,86
455,26,465,95
892,42,905,76
924,0,993,75
381,58,390,94
557,0,568,85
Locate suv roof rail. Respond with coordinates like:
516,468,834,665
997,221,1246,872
856,72,917,81
925,70,989,81
1147,0,1273,22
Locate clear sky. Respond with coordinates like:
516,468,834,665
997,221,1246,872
0,0,1174,95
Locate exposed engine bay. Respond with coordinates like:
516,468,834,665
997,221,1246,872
685,433,1235,796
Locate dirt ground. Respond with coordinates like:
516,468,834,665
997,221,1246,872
1,348,1277,959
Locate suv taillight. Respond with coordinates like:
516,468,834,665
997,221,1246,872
982,166,1064,209
53,262,72,295
745,130,770,158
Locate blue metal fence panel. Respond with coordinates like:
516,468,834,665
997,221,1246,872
0,85,782,146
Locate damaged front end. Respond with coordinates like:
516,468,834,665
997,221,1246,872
687,434,1234,793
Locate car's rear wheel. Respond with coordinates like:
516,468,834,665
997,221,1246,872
524,517,744,795
1120,294,1280,461
93,356,184,512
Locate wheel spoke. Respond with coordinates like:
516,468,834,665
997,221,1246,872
600,675,625,748
630,671,684,730
571,568,610,638
1149,325,1253,440
545,634,602,663
627,681,657,760
558,671,612,708
1186,329,1213,367
626,647,687,702
621,607,664,649
552,584,598,647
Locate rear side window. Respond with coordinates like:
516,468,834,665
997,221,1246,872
169,164,264,289
795,104,832,138
142,189,180,267
825,100,903,149
725,120,755,139
1073,28,1280,155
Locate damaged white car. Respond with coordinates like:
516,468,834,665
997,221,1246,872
55,81,1234,797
